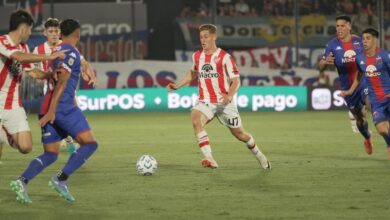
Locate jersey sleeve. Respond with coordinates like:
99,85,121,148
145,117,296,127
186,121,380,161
60,48,79,74
321,43,332,60
0,39,20,58
223,54,239,79
355,55,363,73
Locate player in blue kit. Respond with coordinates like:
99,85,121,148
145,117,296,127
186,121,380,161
10,19,98,203
319,15,373,154
355,28,390,158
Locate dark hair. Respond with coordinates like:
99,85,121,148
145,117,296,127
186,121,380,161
9,9,34,31
60,19,80,36
362,28,379,38
335,15,351,23
44,18,60,29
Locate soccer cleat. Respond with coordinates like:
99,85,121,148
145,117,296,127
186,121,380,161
49,176,75,202
364,138,373,155
201,158,218,169
257,154,271,170
10,180,32,204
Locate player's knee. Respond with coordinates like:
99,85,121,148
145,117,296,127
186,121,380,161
18,145,32,154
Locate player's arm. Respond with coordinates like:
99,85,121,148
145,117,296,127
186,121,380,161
339,72,361,97
80,58,97,87
220,77,240,105
28,68,52,80
318,44,334,71
10,50,68,63
38,68,70,127
166,69,197,92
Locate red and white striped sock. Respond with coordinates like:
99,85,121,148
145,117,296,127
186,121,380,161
197,131,213,159
246,135,263,157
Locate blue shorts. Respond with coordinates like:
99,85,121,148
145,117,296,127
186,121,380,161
344,87,367,115
371,101,390,125
40,107,91,144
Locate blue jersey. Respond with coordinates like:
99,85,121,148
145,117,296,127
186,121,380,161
356,48,390,108
40,43,81,114
322,35,363,90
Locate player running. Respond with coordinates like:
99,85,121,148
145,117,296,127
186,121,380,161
354,28,390,158
166,24,270,170
10,19,98,203
319,15,373,154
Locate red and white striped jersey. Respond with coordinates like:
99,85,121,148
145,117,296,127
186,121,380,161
32,41,55,71
192,48,239,103
0,35,33,109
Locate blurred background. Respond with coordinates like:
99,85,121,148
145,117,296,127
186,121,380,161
1,0,389,113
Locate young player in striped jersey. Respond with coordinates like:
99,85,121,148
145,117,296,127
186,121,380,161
355,28,390,158
319,15,373,154
167,24,270,170
0,10,66,158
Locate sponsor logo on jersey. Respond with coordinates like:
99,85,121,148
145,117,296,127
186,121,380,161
335,46,342,50
365,65,381,77
342,50,356,63
200,64,219,78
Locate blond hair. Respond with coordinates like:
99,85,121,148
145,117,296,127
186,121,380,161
199,24,217,34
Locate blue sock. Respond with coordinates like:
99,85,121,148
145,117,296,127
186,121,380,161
357,120,370,139
20,152,58,184
61,142,98,179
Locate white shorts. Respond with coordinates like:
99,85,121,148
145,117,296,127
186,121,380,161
192,101,242,128
0,107,30,134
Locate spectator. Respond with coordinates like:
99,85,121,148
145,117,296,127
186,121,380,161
235,0,250,16
316,70,330,87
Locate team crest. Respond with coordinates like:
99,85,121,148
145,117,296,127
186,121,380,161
375,56,382,65
68,58,75,66
213,56,220,63
353,41,360,49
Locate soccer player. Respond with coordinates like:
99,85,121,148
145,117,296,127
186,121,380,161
318,15,373,154
10,19,98,203
0,10,67,156
32,18,96,157
354,28,390,158
166,24,271,170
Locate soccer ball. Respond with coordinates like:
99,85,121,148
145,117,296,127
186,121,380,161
136,155,158,176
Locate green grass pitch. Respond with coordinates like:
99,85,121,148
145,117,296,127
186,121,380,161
1,111,390,220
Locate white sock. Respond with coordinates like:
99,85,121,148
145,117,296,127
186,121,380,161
197,131,213,159
246,136,263,157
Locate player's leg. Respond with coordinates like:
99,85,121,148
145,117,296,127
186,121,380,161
374,121,390,158
228,126,271,169
3,108,33,154
50,109,98,201
217,102,271,169
346,93,372,154
192,102,218,168
353,109,373,154
348,111,359,133
10,122,63,204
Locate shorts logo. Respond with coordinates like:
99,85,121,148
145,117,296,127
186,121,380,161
43,132,51,137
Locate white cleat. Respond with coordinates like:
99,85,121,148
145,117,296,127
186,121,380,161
201,158,219,169
258,154,271,170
